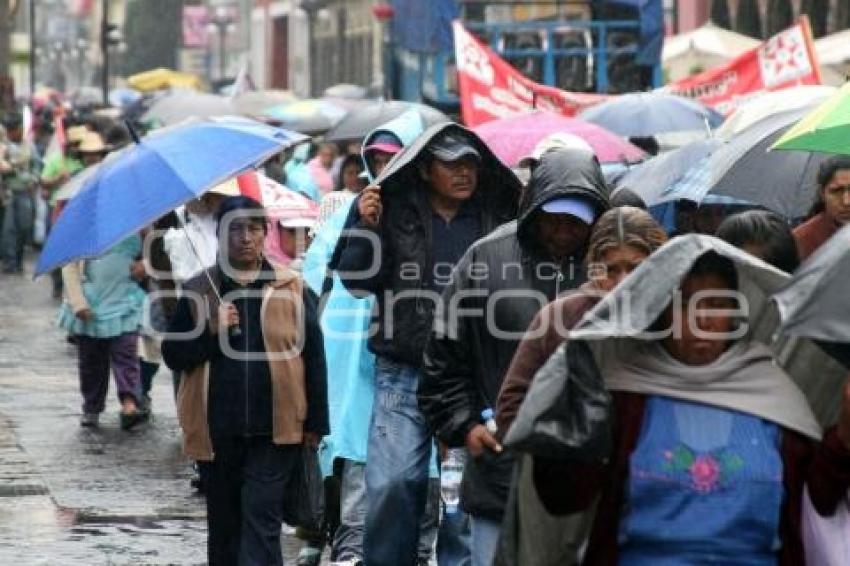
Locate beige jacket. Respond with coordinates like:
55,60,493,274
175,264,309,461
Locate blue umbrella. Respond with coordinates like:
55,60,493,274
613,139,720,205
579,92,724,137
36,117,306,276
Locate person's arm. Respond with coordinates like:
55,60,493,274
61,262,89,314
329,193,388,297
301,287,330,437
39,156,68,191
532,392,643,516
496,310,549,437
419,250,490,451
161,295,219,372
804,382,850,516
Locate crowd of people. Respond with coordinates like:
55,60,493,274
1,96,850,566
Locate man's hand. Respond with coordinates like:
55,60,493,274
75,308,94,322
836,381,850,451
303,432,322,450
357,185,382,228
465,424,503,458
210,302,239,336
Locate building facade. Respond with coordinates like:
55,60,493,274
250,0,382,97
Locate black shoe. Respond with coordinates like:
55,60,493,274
120,409,149,431
80,413,100,428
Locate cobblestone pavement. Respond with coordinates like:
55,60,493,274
0,258,306,565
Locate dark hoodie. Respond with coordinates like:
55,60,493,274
418,149,611,521
331,122,521,366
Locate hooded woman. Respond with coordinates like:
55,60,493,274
528,236,850,565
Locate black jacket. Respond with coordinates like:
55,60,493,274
418,150,611,520
162,261,329,439
331,122,521,366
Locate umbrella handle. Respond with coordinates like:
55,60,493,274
125,120,142,145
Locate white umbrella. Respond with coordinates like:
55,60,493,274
716,85,837,140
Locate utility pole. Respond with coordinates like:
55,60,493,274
0,0,10,79
29,0,35,95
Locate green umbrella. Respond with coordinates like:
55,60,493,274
772,81,850,154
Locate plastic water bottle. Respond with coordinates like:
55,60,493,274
482,408,498,435
441,448,465,515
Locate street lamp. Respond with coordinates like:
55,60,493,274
100,0,123,105
206,5,236,82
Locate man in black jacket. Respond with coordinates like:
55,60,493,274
419,149,611,566
332,123,520,566
162,196,328,566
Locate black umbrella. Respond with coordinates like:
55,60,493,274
616,108,828,219
709,120,827,220
325,100,450,142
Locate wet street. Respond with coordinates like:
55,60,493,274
0,257,303,564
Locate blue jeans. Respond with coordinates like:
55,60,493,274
1,191,34,272
470,516,501,566
438,506,472,566
363,357,433,566
336,461,441,562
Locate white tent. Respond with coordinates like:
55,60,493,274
663,23,759,82
815,30,850,83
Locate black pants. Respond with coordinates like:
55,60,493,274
203,436,299,566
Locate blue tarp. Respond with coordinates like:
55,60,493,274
390,0,459,53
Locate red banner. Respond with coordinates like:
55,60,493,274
667,18,822,115
452,21,607,127
454,18,821,126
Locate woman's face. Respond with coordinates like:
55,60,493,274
318,145,337,169
278,226,311,258
590,244,647,292
342,163,366,192
821,169,850,225
661,272,738,366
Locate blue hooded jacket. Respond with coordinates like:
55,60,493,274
303,110,435,476
360,109,426,184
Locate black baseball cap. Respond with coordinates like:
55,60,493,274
427,132,481,163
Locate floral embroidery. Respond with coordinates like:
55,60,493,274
662,445,744,492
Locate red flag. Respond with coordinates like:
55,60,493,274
237,171,263,203
667,17,821,115
452,21,608,127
